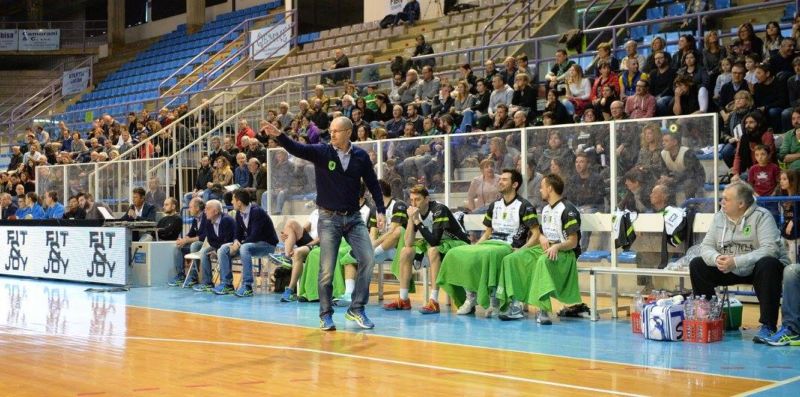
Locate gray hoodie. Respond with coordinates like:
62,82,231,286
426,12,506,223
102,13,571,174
700,203,789,277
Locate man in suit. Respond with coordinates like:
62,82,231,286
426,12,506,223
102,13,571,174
121,187,157,222
192,200,236,292
214,189,279,297
121,187,157,241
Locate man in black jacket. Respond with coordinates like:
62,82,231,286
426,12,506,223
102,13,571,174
184,155,213,207
157,197,182,241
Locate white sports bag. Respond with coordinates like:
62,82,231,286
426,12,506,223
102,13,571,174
641,303,685,341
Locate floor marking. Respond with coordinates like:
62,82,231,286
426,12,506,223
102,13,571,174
1,329,645,397
733,375,800,396
124,304,777,383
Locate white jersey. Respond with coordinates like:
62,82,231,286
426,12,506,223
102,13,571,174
484,196,538,248
383,198,409,234
540,199,582,254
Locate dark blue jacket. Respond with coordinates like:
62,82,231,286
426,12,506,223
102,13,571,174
276,133,385,213
198,214,236,249
235,204,279,245
1,203,18,220
187,213,206,238
121,202,157,221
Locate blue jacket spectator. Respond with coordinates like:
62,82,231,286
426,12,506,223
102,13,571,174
198,211,236,250
44,202,65,219
16,199,45,220
235,203,279,245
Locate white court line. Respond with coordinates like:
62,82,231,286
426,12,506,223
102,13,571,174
126,304,775,383
732,374,800,397
0,328,644,397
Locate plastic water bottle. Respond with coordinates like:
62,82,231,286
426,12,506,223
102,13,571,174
685,296,695,320
633,291,644,313
696,295,708,320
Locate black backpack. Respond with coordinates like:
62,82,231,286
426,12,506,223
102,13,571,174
271,267,292,293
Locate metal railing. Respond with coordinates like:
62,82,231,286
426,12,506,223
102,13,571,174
5,0,790,148
160,9,297,109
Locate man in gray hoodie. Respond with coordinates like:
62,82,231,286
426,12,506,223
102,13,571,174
690,182,788,343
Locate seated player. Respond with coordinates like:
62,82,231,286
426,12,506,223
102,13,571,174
437,169,539,317
372,179,409,267
274,208,320,302
383,184,469,313
497,174,583,324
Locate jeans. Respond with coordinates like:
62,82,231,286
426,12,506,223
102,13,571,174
781,107,793,134
420,103,432,116
578,205,598,251
690,256,784,328
272,189,287,214
183,192,195,207
720,142,736,169
765,107,784,135
783,264,800,333
202,189,222,202
174,241,203,279
199,244,218,285
561,99,575,115
656,95,673,116
217,241,276,288
460,109,475,132
318,209,374,317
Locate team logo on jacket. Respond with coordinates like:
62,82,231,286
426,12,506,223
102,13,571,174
743,225,751,237
328,160,336,171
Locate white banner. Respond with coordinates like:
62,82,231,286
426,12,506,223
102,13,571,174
62,66,91,96
18,29,60,51
387,0,405,14
0,29,18,51
249,22,291,60
0,226,129,285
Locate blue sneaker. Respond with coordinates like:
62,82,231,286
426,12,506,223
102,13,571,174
766,326,800,346
192,283,213,292
753,324,777,343
319,314,336,331
212,284,235,295
345,308,374,329
233,285,253,297
268,253,292,268
167,275,185,287
280,287,297,302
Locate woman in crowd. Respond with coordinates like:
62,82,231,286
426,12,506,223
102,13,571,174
763,21,784,59
731,22,764,58
670,75,708,116
466,158,500,213
720,90,755,169
203,156,233,201
562,64,592,117
589,42,620,76
702,30,727,78
678,51,710,91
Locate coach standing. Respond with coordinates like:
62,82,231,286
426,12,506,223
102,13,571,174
265,117,385,331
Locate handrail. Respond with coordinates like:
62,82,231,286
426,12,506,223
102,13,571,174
487,0,539,61
150,81,300,171
481,0,518,48
107,90,236,164
157,11,280,93
7,0,790,139
222,17,297,88
4,57,93,123
0,60,68,118
162,9,296,109
582,0,633,31
584,0,636,51
161,31,244,97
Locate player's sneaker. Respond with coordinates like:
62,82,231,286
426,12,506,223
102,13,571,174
418,299,440,314
345,308,375,329
456,299,476,315
383,298,411,310
268,253,292,268
537,310,552,325
319,314,336,331
484,304,500,318
765,326,799,346
280,287,297,302
192,283,213,292
167,275,185,287
499,303,524,321
753,324,777,344
212,284,234,295
233,285,253,297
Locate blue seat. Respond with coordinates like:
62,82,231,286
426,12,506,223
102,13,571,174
579,250,611,263
646,7,664,20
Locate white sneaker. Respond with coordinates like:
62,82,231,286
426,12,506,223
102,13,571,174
456,299,476,315
536,310,552,325
484,305,499,318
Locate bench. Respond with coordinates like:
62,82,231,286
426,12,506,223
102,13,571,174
587,267,690,321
